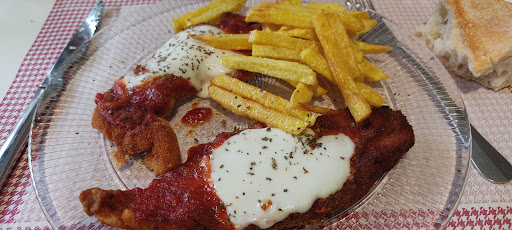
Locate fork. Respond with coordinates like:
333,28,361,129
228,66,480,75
345,0,512,183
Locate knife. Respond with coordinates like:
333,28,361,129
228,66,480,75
347,0,512,183
471,124,512,183
0,0,104,190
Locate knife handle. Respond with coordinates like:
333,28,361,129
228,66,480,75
0,0,104,191
0,87,45,190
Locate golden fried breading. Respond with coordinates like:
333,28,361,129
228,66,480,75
92,107,180,175
82,107,414,230
80,188,199,230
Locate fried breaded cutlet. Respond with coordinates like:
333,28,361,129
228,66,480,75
93,70,256,175
92,109,182,175
92,75,197,175
81,106,415,230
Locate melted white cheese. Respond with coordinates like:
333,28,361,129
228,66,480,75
210,128,355,229
122,25,241,97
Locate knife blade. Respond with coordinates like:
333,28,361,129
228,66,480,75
471,124,512,183
0,0,104,190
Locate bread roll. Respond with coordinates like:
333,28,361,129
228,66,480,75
415,0,512,90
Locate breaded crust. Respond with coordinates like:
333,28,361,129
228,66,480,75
248,106,415,229
92,70,255,174
92,107,180,175
80,188,199,230
81,107,414,230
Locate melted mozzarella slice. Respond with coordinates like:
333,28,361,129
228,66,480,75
210,128,355,229
122,25,241,97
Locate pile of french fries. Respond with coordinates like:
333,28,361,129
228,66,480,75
173,0,392,134
172,0,246,32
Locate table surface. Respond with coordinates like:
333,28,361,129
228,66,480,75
0,0,56,102
0,0,511,229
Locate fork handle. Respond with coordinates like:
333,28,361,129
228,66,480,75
346,0,376,11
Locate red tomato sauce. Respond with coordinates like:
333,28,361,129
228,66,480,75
182,107,213,126
110,107,414,229
312,110,374,142
94,74,196,130
125,130,243,230
113,115,366,229
217,12,262,34
95,13,260,130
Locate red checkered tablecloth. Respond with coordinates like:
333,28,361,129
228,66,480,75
0,0,510,229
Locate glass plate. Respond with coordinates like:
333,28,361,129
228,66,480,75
29,0,471,229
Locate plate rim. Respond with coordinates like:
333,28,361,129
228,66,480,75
28,0,471,229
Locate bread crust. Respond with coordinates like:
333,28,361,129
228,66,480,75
447,0,512,75
416,0,512,90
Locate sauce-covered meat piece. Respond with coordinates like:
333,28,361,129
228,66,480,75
81,107,414,229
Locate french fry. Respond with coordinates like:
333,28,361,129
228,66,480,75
211,75,282,110
354,50,365,64
246,7,313,28
313,11,371,122
270,3,365,32
339,82,372,123
296,103,337,114
209,85,309,135
299,48,334,83
189,34,251,50
249,30,319,51
354,40,392,54
356,82,386,107
252,44,301,62
278,26,295,31
288,83,315,109
246,3,364,32
324,12,364,85
305,17,364,83
262,23,282,32
279,0,302,5
274,4,364,31
351,43,365,64
210,75,318,126
306,43,324,54
361,19,378,32
349,11,371,20
211,75,290,114
284,79,327,97
173,0,246,32
276,28,318,40
305,3,347,12
358,59,390,82
221,56,318,85
348,19,378,37
210,75,318,123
